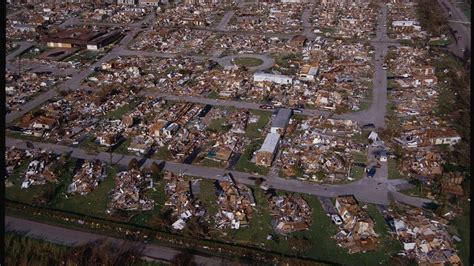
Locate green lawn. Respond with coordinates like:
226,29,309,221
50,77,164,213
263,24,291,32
272,195,401,264
220,187,274,245
197,179,218,228
207,90,220,99
350,166,365,180
6,131,54,144
352,151,367,163
428,39,453,47
234,142,269,175
399,184,424,198
6,158,77,206
245,110,270,140
113,138,132,155
387,79,400,90
233,57,264,68
128,179,167,228
207,118,230,133
106,97,142,120
52,166,118,219
350,132,368,144
153,146,172,161
387,159,402,179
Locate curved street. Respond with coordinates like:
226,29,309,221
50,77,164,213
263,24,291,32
214,53,275,71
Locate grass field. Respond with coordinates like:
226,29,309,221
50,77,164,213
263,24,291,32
7,164,407,264
234,141,269,175
233,57,264,68
207,117,230,133
387,159,402,179
6,158,77,206
153,146,172,161
52,165,118,219
106,97,142,120
245,110,270,140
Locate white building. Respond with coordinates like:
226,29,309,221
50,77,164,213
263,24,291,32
117,0,138,4
253,72,293,85
255,133,281,167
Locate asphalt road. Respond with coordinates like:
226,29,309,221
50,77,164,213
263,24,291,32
6,41,34,62
438,0,471,56
215,53,275,71
5,3,433,209
339,4,395,128
215,10,235,31
302,8,316,41
5,137,432,208
5,216,228,265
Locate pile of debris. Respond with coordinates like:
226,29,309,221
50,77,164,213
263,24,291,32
107,169,154,212
389,207,461,264
21,151,60,189
266,191,311,234
163,172,206,231
67,160,106,195
5,147,29,177
333,195,379,254
214,174,256,230
277,116,364,182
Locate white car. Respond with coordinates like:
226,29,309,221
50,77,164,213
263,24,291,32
331,214,343,226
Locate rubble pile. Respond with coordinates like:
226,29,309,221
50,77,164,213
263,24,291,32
5,71,64,112
400,150,444,179
7,1,95,41
388,46,461,150
266,192,311,234
333,195,379,254
204,33,289,54
277,116,363,182
387,1,428,41
5,147,29,177
389,207,461,264
108,169,154,212
214,174,255,229
130,28,212,55
163,172,206,231
229,3,304,33
21,151,60,189
67,160,106,195
81,6,147,24
15,88,132,144
154,6,225,28
310,1,377,40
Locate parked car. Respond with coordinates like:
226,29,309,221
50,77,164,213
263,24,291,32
362,123,376,130
367,166,376,177
331,214,343,226
382,64,388,70
259,104,274,109
292,108,303,114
